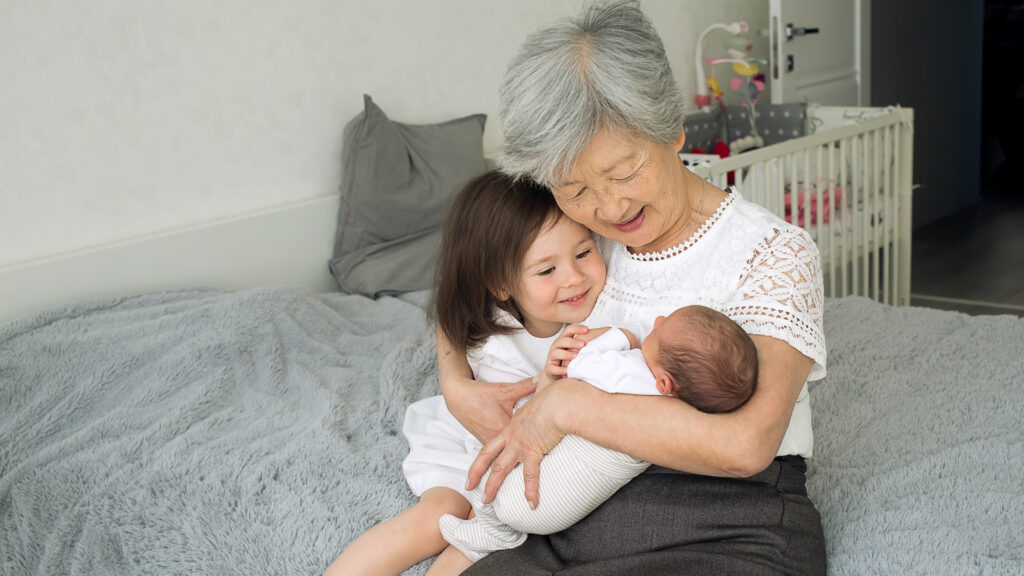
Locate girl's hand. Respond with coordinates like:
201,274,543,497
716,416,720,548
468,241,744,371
574,325,611,344
543,324,590,381
466,378,587,509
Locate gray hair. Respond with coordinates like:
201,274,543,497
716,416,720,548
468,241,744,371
498,0,687,187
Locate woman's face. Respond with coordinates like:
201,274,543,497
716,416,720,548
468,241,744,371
551,127,689,253
511,216,606,338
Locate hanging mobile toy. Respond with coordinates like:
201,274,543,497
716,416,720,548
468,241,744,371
727,61,766,154
694,21,769,154
703,32,766,154
730,62,765,108
694,21,748,113
706,77,724,109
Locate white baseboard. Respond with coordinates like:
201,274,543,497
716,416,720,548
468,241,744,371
1,195,341,324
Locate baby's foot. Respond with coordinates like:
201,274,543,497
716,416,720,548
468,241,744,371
438,510,527,563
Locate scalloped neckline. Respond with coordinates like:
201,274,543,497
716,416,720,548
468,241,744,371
625,188,737,262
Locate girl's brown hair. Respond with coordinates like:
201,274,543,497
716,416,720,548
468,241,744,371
429,170,561,354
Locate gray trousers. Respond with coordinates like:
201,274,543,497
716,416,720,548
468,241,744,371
462,456,826,576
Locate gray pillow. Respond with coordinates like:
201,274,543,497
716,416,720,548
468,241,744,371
329,95,486,297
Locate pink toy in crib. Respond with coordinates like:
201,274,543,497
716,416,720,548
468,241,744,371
784,185,843,227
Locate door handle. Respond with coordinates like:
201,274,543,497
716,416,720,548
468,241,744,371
785,23,820,41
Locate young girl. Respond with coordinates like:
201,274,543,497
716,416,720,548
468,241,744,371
323,170,606,576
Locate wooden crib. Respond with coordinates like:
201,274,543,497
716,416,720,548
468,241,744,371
691,106,915,306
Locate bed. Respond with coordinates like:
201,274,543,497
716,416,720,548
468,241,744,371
2,287,1022,575
2,98,1022,575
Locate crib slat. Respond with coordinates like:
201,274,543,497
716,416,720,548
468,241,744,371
865,130,872,300
899,111,915,306
851,135,860,297
883,126,893,305
839,138,848,298
827,141,836,299
753,161,763,210
873,128,881,303
814,145,825,293
868,132,875,300
893,123,902,304
751,162,760,212
777,156,785,220
789,153,797,237
803,149,811,242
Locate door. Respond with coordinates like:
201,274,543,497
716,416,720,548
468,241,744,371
769,0,870,106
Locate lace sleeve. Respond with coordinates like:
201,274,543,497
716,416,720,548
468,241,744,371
725,226,827,380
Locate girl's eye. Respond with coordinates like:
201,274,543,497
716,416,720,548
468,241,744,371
575,248,592,259
537,267,555,276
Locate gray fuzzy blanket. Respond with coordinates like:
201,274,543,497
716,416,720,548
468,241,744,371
1,288,1022,575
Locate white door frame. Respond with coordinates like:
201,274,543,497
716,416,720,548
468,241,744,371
857,0,871,106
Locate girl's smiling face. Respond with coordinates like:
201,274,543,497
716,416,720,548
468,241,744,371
510,215,606,337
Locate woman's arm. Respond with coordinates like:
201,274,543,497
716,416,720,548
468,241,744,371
573,334,813,475
436,326,537,444
468,334,812,507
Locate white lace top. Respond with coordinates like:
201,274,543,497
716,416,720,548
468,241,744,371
585,188,826,457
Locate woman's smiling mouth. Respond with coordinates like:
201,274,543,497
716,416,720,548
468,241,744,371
612,208,645,233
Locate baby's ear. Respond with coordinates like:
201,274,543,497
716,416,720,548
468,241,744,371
655,372,675,397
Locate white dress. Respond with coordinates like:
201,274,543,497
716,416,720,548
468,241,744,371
401,312,557,498
585,188,826,457
438,328,663,562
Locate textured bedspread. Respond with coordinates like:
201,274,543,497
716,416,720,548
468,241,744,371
1,288,1022,575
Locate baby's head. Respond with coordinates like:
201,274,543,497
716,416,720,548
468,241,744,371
641,306,758,413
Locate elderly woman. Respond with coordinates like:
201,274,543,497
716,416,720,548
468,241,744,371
436,1,827,574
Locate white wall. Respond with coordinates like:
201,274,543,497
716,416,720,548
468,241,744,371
0,0,766,269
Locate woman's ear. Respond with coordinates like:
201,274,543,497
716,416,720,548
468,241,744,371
672,126,687,152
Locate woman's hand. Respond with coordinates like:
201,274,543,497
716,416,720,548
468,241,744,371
466,378,589,509
446,375,538,443
437,326,537,443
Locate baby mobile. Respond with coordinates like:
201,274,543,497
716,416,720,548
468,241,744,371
693,21,767,155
